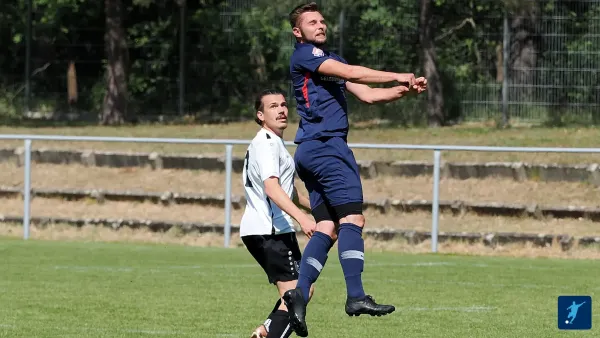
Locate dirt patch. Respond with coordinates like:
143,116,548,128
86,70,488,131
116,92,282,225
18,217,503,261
2,163,600,207
2,222,599,259
1,197,599,236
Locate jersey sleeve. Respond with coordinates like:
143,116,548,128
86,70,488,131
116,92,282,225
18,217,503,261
255,139,280,182
292,45,333,73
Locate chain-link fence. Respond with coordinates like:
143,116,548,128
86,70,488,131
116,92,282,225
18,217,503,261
1,0,598,125
454,0,600,124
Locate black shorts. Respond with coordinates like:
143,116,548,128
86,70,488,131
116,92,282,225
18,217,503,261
242,232,302,285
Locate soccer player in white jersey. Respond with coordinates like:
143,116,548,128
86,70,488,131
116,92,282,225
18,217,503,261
241,89,318,338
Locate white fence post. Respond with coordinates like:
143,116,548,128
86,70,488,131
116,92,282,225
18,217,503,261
431,150,441,253
23,139,32,240
224,144,233,248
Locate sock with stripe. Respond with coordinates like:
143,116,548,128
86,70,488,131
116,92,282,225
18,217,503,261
265,310,292,338
296,231,333,303
338,223,366,299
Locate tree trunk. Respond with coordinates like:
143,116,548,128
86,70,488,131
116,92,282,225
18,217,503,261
419,0,444,127
102,0,129,125
510,4,539,106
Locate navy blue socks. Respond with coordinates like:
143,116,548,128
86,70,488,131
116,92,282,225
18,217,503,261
297,224,365,302
296,231,333,303
338,223,366,299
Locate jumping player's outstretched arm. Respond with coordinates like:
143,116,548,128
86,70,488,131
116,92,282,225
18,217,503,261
318,58,416,85
291,44,425,88
346,81,412,104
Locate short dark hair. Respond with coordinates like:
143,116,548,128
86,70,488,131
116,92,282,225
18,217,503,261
254,89,285,126
289,2,320,28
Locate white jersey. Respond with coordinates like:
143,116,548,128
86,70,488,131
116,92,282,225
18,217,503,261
240,128,296,236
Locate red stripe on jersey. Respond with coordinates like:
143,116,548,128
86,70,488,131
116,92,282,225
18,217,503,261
302,72,311,107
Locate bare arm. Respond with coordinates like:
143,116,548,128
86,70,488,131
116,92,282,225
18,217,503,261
317,59,415,85
346,82,411,104
292,187,311,211
264,177,312,225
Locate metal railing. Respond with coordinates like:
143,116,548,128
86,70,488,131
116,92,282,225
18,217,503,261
2,134,600,253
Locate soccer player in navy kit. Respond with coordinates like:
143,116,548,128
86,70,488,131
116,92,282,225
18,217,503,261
281,3,427,337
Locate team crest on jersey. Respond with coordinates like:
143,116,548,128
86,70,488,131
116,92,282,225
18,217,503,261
312,47,324,57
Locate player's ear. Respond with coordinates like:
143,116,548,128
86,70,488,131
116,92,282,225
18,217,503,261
292,27,302,39
256,110,265,123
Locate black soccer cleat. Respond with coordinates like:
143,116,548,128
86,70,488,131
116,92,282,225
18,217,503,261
345,295,396,317
282,288,308,337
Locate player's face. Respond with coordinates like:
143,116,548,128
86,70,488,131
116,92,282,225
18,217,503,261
294,11,327,46
257,94,288,132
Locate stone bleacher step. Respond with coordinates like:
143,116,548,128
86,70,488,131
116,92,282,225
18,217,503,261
0,214,597,251
1,186,600,222
1,147,599,184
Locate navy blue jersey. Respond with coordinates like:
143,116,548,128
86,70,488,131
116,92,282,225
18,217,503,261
290,42,349,143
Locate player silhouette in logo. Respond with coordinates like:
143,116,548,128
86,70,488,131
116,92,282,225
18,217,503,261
566,301,586,324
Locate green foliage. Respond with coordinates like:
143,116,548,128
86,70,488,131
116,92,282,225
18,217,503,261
0,0,599,125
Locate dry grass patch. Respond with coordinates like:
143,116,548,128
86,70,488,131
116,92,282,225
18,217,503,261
362,237,600,260
364,175,600,207
2,162,600,207
1,162,242,195
2,222,599,259
2,122,600,164
0,222,236,247
0,197,238,224
1,197,599,236
364,209,600,236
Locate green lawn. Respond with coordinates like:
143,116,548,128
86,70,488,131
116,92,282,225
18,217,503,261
1,238,598,337
1,122,600,163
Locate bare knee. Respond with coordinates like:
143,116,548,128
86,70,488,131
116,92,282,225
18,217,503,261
308,284,315,301
340,214,365,228
330,228,338,242
316,220,336,238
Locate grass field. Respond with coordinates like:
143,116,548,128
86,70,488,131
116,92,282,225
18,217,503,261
1,237,598,338
2,122,600,164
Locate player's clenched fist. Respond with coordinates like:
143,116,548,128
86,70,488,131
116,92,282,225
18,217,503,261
395,74,427,93
412,77,427,93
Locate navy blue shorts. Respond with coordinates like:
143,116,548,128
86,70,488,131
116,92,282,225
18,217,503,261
294,136,363,223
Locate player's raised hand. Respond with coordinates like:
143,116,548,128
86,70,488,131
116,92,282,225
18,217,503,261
412,77,427,93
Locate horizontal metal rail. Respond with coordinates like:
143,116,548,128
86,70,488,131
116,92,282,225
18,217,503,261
3,133,600,253
2,134,600,153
